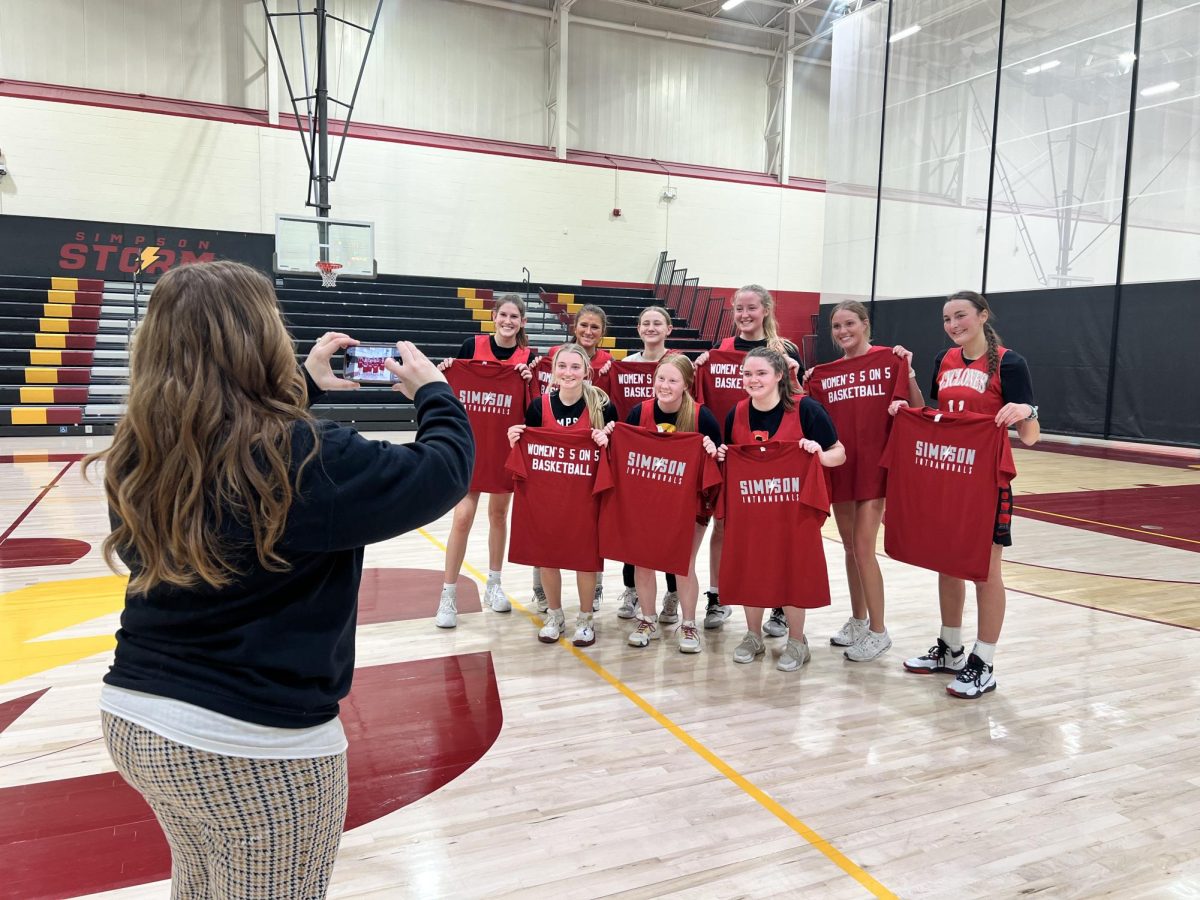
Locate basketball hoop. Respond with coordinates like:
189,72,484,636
316,260,343,288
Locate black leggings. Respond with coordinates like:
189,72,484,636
622,563,677,593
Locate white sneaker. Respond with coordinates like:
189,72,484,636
572,612,596,647
844,629,892,662
484,581,511,613
830,617,868,647
435,588,457,629
539,608,566,643
533,586,549,615
777,636,811,672
628,614,660,647
593,584,603,611
762,608,788,637
616,587,639,619
677,621,702,654
658,591,680,625
946,653,997,699
732,631,765,664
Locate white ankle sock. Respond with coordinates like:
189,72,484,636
852,616,868,627
708,585,719,596
973,640,996,666
940,625,963,649
442,583,456,595
532,568,543,589
486,570,501,583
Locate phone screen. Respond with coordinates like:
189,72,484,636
343,343,401,385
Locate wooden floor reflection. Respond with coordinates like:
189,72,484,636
0,434,1197,899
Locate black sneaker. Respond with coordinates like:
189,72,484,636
703,591,731,630
946,653,996,699
903,638,967,674
762,607,788,637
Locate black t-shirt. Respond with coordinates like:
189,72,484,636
525,394,618,429
723,398,838,449
720,336,805,371
624,402,723,446
457,336,532,363
930,349,1035,406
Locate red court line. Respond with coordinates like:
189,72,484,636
0,460,76,544
1013,588,1200,634
1024,439,1200,469
0,453,86,464
1016,484,1200,552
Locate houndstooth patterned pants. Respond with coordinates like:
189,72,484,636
102,712,348,899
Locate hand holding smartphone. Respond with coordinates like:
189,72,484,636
343,343,403,385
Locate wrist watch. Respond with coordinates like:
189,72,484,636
1026,405,1039,421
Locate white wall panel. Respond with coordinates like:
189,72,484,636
0,0,266,107
0,96,827,291
790,62,829,181
271,0,547,145
570,22,769,171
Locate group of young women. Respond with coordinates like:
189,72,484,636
438,286,1038,699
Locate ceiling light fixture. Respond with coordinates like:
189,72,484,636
1140,81,1180,97
721,0,746,10
889,24,921,42
1024,59,1062,75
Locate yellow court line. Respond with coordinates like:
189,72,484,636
1017,508,1200,546
418,527,897,900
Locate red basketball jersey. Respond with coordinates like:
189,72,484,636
446,360,526,494
696,349,747,424
472,334,533,366
505,428,603,571
935,346,1007,416
729,398,805,445
717,442,831,609
605,359,660,419
880,407,1017,582
595,424,721,576
807,347,909,502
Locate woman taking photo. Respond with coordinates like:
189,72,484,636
435,294,534,628
87,260,472,898
509,343,617,647
623,354,721,654
805,301,922,662
717,348,845,672
902,290,1039,699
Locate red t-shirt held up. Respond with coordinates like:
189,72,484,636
880,407,1017,582
604,360,660,419
446,360,526,494
505,428,603,572
807,347,909,503
595,424,722,575
695,349,746,425
717,442,831,609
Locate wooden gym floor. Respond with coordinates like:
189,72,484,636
1,433,1198,899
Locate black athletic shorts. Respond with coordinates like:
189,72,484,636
993,486,1013,547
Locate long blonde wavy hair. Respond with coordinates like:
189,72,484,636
551,343,611,429
83,260,318,593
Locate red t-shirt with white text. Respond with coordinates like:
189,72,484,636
880,407,1017,581
505,428,603,571
717,442,831,609
595,424,721,575
605,360,660,419
446,360,526,494
696,349,747,424
807,347,909,502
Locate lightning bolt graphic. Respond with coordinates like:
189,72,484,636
138,246,160,272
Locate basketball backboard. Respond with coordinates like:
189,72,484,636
274,214,377,278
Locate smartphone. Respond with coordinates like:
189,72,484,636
343,343,401,385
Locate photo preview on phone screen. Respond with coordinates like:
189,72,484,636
344,343,402,385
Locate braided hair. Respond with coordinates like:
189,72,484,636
948,290,1002,377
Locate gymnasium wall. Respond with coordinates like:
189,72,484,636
0,93,824,291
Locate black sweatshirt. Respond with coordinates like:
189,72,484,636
103,379,473,729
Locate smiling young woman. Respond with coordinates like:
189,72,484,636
902,290,1040,699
